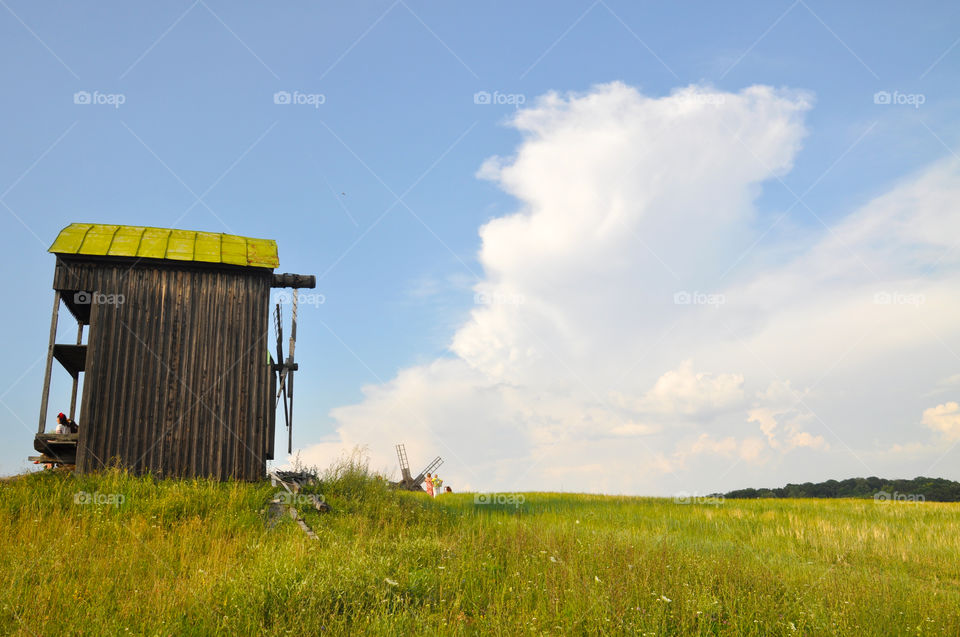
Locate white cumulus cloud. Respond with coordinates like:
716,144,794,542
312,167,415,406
296,82,960,495
922,402,960,440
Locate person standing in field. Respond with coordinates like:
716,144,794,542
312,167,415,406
432,474,443,497
425,473,434,497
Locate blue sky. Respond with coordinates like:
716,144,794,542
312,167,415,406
2,1,959,493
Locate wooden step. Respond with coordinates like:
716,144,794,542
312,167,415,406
33,433,78,464
28,455,75,467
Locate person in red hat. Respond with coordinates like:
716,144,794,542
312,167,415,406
55,412,78,434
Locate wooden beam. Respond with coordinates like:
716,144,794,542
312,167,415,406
35,433,79,442
69,323,83,420
284,501,319,540
271,273,316,289
38,291,61,434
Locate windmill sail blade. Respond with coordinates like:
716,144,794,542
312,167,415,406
286,367,294,454
413,456,443,487
274,302,289,403
279,380,290,437
288,290,298,364
276,370,288,403
286,291,298,453
274,303,284,367
396,444,413,486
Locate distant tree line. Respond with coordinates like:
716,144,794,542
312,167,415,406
717,477,960,502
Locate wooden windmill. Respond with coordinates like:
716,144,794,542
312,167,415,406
395,443,442,491
30,223,315,479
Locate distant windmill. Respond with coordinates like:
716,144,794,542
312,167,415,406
395,443,442,491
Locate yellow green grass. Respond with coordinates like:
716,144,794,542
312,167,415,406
1,463,958,636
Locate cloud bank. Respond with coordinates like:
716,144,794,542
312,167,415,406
299,83,960,495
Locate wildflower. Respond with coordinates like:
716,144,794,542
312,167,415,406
660,595,672,603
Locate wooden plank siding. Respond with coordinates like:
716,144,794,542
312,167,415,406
54,256,275,480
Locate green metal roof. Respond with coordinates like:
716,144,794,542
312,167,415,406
49,223,279,269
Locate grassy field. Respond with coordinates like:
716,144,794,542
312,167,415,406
2,461,959,636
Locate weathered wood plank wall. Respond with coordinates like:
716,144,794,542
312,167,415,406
54,257,274,480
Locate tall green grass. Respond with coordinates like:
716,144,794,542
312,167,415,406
1,462,958,635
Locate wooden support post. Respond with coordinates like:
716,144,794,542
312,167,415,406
68,322,83,420
38,291,61,434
